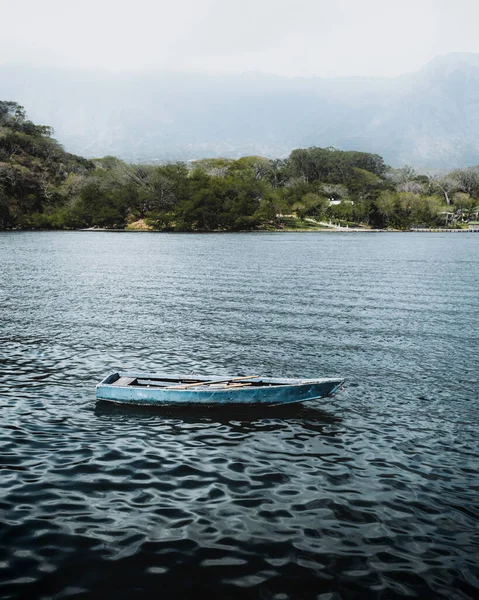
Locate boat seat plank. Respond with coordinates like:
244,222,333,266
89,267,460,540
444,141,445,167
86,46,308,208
112,376,137,386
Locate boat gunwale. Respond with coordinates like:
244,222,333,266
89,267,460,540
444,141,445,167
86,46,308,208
97,371,344,392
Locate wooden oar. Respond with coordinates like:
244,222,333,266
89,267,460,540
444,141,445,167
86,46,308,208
168,375,259,390
220,382,253,389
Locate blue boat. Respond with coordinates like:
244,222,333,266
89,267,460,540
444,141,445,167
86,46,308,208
96,372,344,407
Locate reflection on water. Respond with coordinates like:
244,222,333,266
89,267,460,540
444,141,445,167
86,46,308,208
0,231,478,599
94,399,343,427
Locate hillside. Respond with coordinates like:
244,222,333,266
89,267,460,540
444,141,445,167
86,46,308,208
3,102,479,232
0,101,93,228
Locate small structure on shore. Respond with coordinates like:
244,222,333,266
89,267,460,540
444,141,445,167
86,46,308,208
468,221,479,231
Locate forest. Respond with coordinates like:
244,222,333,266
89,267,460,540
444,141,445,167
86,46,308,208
1,101,479,231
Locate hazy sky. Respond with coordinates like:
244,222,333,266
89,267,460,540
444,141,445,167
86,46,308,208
2,0,479,77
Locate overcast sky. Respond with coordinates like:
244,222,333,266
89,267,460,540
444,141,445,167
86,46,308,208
2,0,479,77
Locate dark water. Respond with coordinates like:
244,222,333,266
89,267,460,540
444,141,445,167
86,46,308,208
1,231,478,600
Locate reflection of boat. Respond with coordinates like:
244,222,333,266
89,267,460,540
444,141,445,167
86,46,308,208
96,372,344,407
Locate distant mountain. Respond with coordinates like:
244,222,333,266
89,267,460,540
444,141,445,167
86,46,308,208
2,53,479,168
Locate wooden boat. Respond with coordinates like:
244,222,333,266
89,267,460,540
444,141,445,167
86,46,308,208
96,372,344,407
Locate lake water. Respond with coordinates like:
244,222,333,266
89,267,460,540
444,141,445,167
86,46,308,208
0,231,478,599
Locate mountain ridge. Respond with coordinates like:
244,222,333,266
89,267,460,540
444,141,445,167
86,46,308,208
2,53,479,168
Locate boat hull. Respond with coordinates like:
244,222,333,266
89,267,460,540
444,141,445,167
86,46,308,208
96,372,344,407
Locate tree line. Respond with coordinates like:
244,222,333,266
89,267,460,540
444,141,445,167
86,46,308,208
1,101,479,231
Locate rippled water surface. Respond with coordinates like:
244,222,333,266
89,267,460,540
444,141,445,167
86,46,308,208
1,231,478,599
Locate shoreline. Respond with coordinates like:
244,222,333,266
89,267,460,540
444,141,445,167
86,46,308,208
2,227,476,234
74,227,474,233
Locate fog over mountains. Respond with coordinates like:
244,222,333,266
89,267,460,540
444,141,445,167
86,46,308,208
2,53,479,168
